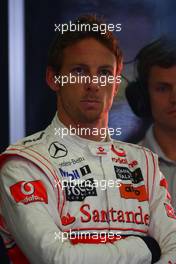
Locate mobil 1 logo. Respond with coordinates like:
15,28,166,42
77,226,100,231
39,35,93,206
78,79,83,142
59,165,91,180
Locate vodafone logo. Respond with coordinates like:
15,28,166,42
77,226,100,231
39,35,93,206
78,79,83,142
21,182,35,195
10,180,48,205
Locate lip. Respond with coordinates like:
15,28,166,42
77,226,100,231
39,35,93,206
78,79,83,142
167,109,176,115
81,99,100,103
80,100,101,109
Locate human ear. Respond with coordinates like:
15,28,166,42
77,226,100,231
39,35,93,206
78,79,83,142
46,66,60,92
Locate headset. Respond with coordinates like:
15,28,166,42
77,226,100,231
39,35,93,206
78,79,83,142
125,36,176,118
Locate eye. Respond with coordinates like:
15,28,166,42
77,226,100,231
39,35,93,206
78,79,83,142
71,66,86,75
99,69,112,76
155,85,169,92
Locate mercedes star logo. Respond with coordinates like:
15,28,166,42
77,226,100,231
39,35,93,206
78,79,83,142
48,142,68,158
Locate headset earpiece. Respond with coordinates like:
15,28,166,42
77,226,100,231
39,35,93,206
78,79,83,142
125,80,151,118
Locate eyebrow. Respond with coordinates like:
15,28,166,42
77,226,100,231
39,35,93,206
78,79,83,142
155,81,172,87
69,63,114,69
99,65,114,69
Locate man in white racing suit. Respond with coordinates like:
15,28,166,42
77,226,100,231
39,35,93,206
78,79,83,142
0,15,176,264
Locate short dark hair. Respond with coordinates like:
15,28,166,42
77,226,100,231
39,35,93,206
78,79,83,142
47,14,122,73
135,36,176,86
125,36,176,118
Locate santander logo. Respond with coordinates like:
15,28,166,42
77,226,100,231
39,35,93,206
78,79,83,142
61,213,76,226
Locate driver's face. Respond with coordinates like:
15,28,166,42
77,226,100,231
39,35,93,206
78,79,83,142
57,37,119,124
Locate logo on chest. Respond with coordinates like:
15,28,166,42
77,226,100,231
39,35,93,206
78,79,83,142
114,166,148,202
114,166,143,184
63,178,97,201
59,165,91,180
80,204,150,226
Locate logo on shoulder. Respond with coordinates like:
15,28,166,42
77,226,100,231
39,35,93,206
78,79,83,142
164,203,176,220
23,132,45,145
160,178,171,201
10,180,48,204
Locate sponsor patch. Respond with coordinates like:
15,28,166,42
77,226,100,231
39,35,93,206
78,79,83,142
112,157,138,168
80,165,91,176
111,145,126,157
80,203,150,226
10,180,48,204
114,166,143,184
48,142,68,158
119,183,148,202
59,168,80,180
63,178,97,201
58,157,85,167
96,146,107,155
164,203,176,220
61,213,76,226
160,178,171,201
59,165,91,180
23,132,45,145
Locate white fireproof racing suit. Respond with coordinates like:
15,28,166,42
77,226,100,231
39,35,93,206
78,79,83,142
0,114,176,264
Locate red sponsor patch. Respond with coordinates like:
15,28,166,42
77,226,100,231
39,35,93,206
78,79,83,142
111,145,126,157
96,146,107,155
61,213,75,226
164,203,176,220
119,184,148,202
160,178,172,201
10,180,48,205
160,178,168,189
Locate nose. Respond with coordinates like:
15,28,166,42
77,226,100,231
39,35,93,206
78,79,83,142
84,74,101,92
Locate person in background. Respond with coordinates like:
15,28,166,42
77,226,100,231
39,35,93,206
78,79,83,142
126,36,176,210
0,16,176,264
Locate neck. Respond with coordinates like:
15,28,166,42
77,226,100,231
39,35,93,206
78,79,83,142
153,125,176,161
57,112,109,142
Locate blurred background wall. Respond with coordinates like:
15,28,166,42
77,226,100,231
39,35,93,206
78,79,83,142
1,0,176,152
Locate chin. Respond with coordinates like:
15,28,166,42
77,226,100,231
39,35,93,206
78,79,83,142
81,113,102,123
83,116,101,123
